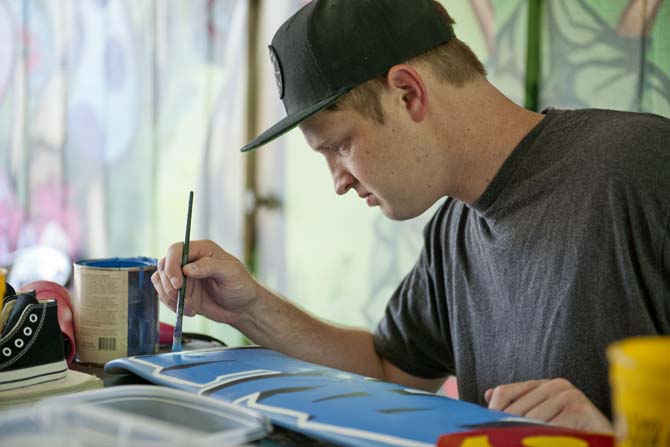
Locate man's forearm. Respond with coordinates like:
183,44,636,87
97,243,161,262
233,285,387,380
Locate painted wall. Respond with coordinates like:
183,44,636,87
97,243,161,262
0,0,249,343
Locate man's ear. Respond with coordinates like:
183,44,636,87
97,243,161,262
386,65,428,122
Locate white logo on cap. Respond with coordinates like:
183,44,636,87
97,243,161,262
269,46,284,99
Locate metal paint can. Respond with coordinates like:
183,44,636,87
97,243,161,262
73,257,159,365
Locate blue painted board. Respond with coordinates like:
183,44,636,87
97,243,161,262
105,347,530,447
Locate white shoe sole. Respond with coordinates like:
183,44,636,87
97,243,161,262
0,359,68,390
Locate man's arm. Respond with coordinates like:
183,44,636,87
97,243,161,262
153,239,445,392
236,284,446,392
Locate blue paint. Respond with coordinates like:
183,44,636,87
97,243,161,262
77,257,156,269
106,348,520,447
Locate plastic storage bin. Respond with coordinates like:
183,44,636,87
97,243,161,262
0,385,271,447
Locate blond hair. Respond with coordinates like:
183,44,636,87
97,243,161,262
329,1,486,124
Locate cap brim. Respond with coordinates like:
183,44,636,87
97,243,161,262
240,89,350,152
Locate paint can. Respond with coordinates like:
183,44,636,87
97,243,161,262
608,336,670,447
73,257,159,365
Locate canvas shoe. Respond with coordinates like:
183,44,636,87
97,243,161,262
0,291,67,390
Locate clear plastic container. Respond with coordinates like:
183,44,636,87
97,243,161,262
0,385,271,447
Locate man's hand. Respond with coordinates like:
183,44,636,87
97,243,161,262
485,378,613,434
152,240,260,324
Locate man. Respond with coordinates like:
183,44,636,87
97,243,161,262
153,0,670,434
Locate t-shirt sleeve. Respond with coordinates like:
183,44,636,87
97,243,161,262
373,212,455,379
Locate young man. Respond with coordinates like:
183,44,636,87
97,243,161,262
153,0,670,434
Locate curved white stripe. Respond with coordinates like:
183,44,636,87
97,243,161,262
198,370,281,394
235,392,432,447
402,388,437,396
127,357,281,392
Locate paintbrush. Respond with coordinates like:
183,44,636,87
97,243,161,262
172,190,194,352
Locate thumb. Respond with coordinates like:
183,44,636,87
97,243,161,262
183,256,228,280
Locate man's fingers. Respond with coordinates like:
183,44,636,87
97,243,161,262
156,257,178,299
152,271,176,310
158,264,179,300
184,256,239,281
155,274,198,317
184,257,220,279
165,243,185,289
484,388,493,404
488,379,613,433
503,379,572,416
546,388,614,433
165,240,229,285
487,379,548,411
521,390,565,422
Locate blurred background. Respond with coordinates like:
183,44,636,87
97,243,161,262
0,0,668,346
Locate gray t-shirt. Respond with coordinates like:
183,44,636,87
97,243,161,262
373,108,670,418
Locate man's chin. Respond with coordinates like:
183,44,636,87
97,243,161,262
380,205,422,221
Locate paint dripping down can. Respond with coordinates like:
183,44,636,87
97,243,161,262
73,257,159,365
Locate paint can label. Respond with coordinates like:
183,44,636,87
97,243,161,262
73,258,158,365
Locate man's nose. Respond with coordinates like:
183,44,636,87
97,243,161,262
328,159,354,195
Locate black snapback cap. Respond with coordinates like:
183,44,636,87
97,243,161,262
241,0,456,152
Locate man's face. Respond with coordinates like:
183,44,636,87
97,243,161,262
299,98,442,221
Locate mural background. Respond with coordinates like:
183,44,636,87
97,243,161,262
0,0,248,342
0,0,668,349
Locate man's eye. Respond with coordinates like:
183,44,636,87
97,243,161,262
329,142,346,153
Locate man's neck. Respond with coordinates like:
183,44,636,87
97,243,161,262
433,78,545,205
